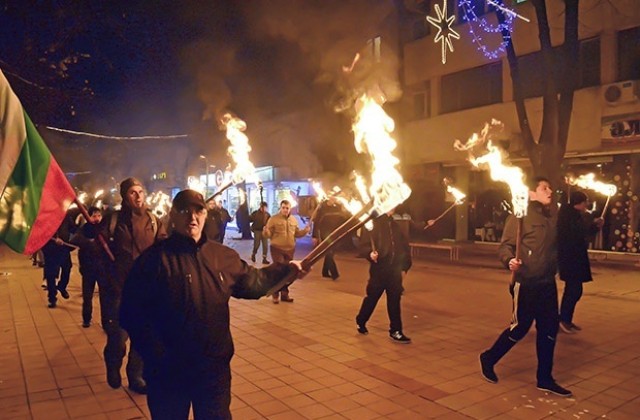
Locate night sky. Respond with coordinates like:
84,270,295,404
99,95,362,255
0,1,400,187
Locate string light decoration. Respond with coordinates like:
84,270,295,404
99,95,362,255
426,0,461,64
457,0,521,60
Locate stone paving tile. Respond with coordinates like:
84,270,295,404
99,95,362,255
2,239,640,419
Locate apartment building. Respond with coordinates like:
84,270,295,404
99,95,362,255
399,0,640,252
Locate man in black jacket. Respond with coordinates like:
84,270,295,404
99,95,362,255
557,191,603,333
479,177,572,397
355,208,412,344
249,201,270,263
312,197,348,280
70,206,106,328
120,190,305,419
42,211,76,308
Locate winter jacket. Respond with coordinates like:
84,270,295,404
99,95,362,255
264,213,307,251
557,205,599,283
250,209,270,232
119,233,294,380
361,214,412,274
499,201,557,284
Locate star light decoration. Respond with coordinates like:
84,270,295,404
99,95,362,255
426,0,460,64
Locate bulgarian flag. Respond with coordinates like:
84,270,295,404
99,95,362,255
0,70,76,254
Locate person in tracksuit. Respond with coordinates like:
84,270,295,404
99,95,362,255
479,177,572,397
355,208,412,343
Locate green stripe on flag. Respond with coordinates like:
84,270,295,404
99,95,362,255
0,112,51,252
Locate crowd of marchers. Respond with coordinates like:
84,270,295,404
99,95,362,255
31,175,601,418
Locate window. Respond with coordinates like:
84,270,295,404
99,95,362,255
367,36,382,63
515,37,600,99
409,81,431,119
617,26,640,81
441,62,502,114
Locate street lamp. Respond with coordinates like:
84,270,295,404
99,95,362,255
199,155,209,195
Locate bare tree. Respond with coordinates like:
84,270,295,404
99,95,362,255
499,0,579,185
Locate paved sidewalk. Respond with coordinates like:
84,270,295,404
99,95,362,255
0,236,638,419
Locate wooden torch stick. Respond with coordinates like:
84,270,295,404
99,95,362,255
601,194,612,218
424,202,458,229
509,217,523,287
206,181,234,202
265,204,375,296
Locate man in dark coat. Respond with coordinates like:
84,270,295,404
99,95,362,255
479,177,572,398
99,177,167,394
312,197,349,280
249,201,270,263
355,207,412,343
41,211,76,308
120,190,305,419
557,191,603,334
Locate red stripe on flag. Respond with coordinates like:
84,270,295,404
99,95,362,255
24,158,76,254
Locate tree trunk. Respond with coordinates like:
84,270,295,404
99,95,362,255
500,0,580,188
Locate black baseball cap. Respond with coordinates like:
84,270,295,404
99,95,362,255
172,189,206,210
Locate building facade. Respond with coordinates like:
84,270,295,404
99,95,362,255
400,0,640,253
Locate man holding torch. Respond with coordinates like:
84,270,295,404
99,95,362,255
480,177,572,397
119,190,306,419
355,207,413,344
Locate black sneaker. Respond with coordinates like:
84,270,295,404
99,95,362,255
48,301,56,308
262,258,270,264
389,331,411,344
82,321,91,328
357,324,368,335
537,381,573,397
58,288,70,299
250,254,256,263
479,352,498,383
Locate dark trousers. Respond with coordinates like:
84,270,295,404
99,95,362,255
147,366,232,420
356,266,403,333
42,248,72,304
81,273,104,324
102,293,143,381
321,250,339,279
560,281,583,324
483,280,559,383
251,231,268,258
270,246,294,297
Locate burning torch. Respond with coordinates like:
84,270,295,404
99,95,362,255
565,173,617,219
208,113,258,202
266,92,412,296
424,180,466,229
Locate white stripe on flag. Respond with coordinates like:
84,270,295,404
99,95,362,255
0,70,28,195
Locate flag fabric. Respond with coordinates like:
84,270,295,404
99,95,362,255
0,70,76,254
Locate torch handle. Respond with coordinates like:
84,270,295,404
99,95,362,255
509,217,523,287
424,202,458,230
206,181,234,202
265,206,375,297
601,195,612,218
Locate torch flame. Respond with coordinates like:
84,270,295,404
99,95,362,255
352,94,411,215
447,185,466,205
221,113,258,185
469,141,529,218
146,191,172,218
312,182,328,202
187,177,207,195
566,173,617,197
94,189,104,199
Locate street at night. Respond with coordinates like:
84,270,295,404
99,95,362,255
1,238,638,419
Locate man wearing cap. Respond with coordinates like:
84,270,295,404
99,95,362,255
120,190,306,419
100,177,167,394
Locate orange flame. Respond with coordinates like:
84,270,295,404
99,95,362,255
446,185,466,204
566,173,617,197
468,141,528,218
352,94,411,216
146,191,172,218
221,113,258,185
